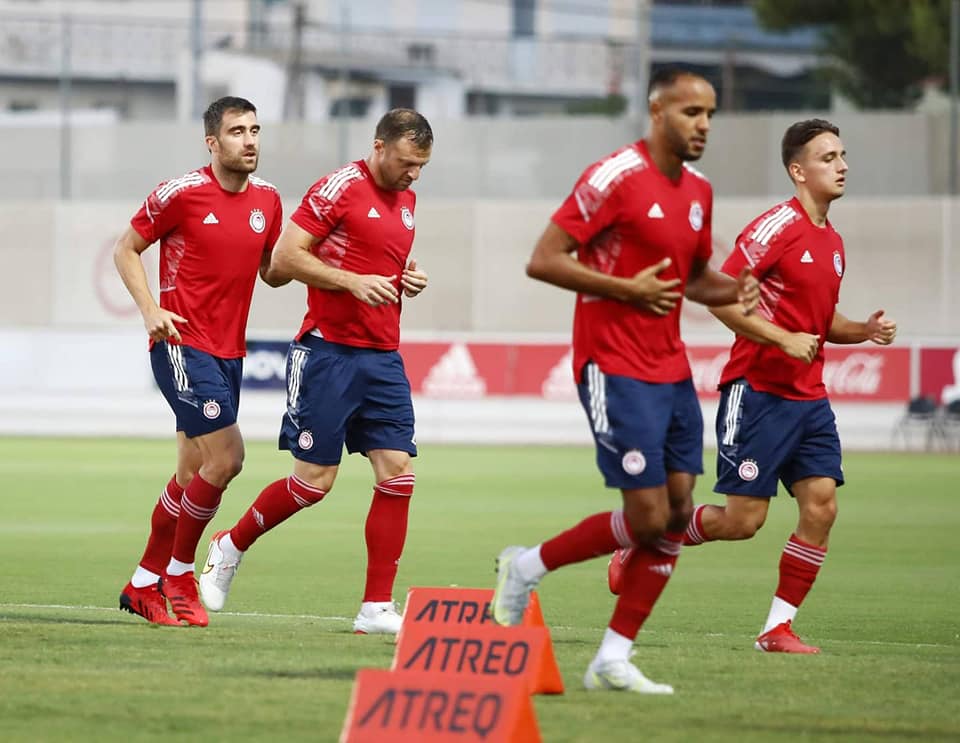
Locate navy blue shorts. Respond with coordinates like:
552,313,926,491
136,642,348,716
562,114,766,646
577,362,704,489
150,341,242,438
714,379,844,497
278,335,417,465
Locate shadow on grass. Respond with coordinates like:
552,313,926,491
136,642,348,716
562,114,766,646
248,667,359,681
0,612,132,627
737,721,960,740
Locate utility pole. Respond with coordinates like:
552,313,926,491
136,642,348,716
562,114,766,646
338,0,351,164
59,13,72,200
950,0,959,194
284,1,306,120
634,0,650,135
191,0,204,119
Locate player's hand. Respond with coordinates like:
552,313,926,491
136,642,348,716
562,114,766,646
349,274,399,306
866,309,897,345
144,307,188,343
778,332,820,364
627,258,682,316
737,267,760,315
401,259,428,298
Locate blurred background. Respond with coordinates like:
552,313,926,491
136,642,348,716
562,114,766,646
1,0,958,450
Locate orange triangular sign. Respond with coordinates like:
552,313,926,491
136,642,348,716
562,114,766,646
339,669,541,742
391,621,563,695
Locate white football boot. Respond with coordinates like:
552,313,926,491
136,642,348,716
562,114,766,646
584,657,674,695
198,530,243,611
491,545,540,626
353,601,404,634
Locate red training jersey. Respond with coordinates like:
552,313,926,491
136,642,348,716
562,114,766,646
719,196,845,400
130,165,282,358
290,159,416,350
552,140,713,383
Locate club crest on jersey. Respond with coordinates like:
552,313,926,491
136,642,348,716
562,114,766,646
688,201,704,232
833,250,843,277
298,430,314,450
621,449,647,476
249,208,266,234
400,206,415,230
202,400,221,420
738,458,759,481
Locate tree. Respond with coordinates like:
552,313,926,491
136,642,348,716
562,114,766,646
753,0,952,109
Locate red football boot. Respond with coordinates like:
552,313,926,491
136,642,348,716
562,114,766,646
119,582,180,626
607,547,634,595
159,572,209,627
754,620,820,654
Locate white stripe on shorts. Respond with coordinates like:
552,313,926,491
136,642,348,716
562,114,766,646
586,363,610,435
722,381,745,447
166,344,190,393
286,347,308,412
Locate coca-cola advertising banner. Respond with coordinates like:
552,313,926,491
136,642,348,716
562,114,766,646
244,339,921,402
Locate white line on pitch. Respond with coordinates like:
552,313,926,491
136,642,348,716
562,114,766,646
0,602,350,622
0,603,956,649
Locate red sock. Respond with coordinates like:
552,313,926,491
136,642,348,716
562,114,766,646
138,475,183,575
363,474,414,602
230,475,327,551
609,532,683,638
539,511,634,571
775,534,826,607
683,504,709,545
171,474,224,565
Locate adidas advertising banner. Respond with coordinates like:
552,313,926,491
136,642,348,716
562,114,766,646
242,339,916,403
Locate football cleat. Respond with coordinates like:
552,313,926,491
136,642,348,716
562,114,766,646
353,601,403,634
584,657,674,694
607,547,633,595
159,572,209,627
119,581,180,626
491,545,539,626
199,530,242,612
754,620,820,654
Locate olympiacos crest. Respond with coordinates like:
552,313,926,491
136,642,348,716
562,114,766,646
688,201,704,232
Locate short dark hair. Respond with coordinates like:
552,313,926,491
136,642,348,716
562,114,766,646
781,119,840,168
203,96,257,137
647,67,706,98
374,108,433,150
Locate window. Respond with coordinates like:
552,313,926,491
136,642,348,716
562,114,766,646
513,0,534,38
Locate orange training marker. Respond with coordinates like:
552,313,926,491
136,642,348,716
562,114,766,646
397,586,545,646
339,669,541,743
391,622,564,695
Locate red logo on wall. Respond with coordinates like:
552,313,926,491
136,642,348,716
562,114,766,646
401,342,911,402
920,348,960,403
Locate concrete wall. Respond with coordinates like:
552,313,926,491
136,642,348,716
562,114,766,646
0,110,950,201
1,197,955,339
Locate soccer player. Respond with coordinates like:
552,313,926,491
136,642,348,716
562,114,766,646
198,109,432,635
674,119,895,653
114,96,284,627
490,69,759,694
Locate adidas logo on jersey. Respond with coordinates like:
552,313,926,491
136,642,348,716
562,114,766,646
202,212,219,225
800,250,814,263
649,563,673,577
367,207,381,219
647,203,665,219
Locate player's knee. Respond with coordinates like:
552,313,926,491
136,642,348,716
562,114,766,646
204,451,244,486
729,516,764,540
176,469,196,488
668,499,694,532
805,497,837,530
624,504,669,543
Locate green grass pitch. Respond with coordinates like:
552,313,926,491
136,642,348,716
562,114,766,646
0,438,957,742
